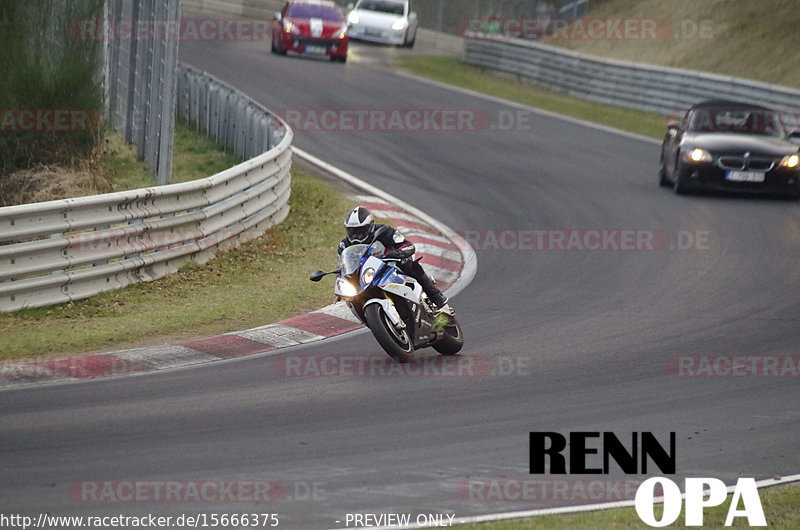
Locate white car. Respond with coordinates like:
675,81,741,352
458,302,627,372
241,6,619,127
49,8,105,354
346,0,418,47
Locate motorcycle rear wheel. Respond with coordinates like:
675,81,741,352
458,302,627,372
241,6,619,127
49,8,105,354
364,304,414,363
433,317,464,355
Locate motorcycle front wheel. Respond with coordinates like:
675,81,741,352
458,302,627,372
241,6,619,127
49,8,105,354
364,304,413,363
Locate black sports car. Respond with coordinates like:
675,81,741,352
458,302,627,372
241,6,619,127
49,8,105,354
659,100,800,198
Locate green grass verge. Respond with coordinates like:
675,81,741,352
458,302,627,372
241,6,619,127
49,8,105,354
396,55,666,140
0,164,353,359
0,0,104,175
98,131,155,192
457,483,800,529
171,119,241,184
544,0,800,90
101,119,240,191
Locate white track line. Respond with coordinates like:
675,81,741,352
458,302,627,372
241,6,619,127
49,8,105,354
388,69,662,146
328,474,800,529
396,228,453,245
414,243,462,263
369,209,432,226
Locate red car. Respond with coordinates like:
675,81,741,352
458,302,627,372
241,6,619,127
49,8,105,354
271,0,349,62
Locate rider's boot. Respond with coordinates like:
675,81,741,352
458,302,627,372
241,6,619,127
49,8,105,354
422,282,454,317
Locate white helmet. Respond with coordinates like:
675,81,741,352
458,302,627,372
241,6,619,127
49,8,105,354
344,206,375,243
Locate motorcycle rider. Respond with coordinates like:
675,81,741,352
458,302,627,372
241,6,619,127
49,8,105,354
339,206,453,316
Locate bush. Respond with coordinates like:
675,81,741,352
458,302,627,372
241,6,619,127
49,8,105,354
0,0,104,176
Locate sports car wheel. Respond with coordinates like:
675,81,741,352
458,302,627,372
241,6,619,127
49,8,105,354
405,30,416,48
673,159,689,195
658,154,670,187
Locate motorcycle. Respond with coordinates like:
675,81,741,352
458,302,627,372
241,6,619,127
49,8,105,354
310,226,464,362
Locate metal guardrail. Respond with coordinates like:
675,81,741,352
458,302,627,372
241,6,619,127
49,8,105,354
177,64,287,159
464,34,800,120
0,63,292,312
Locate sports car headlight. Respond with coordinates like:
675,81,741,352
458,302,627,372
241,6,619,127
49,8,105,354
335,25,347,39
683,147,712,163
337,278,358,297
283,21,300,34
780,154,800,168
391,19,406,31
361,267,375,285
347,11,359,24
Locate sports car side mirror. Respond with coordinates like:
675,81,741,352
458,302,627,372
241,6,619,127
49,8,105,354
409,12,417,20
667,121,680,136
274,12,282,22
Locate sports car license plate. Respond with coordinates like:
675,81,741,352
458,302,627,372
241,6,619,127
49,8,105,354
305,45,327,55
365,28,383,37
726,170,765,183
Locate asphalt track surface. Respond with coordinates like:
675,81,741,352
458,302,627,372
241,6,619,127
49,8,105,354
3,38,800,528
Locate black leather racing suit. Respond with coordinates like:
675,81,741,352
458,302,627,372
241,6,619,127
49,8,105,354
338,224,447,308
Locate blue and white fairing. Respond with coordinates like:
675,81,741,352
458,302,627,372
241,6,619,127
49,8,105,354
334,242,424,328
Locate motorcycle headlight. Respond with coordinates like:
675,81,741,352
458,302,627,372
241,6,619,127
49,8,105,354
391,19,406,31
362,267,375,285
337,278,358,298
682,147,712,163
780,154,800,168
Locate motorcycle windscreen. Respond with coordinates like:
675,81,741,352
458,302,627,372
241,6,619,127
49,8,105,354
339,244,370,276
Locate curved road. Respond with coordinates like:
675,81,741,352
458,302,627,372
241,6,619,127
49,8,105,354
2,37,800,528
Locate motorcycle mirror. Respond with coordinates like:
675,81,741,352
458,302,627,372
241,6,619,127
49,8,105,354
309,270,326,282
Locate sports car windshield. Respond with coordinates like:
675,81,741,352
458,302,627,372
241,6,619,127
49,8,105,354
357,0,404,15
687,108,785,137
340,244,369,275
287,4,342,20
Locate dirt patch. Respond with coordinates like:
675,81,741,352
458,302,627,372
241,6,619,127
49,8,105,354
0,156,112,207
